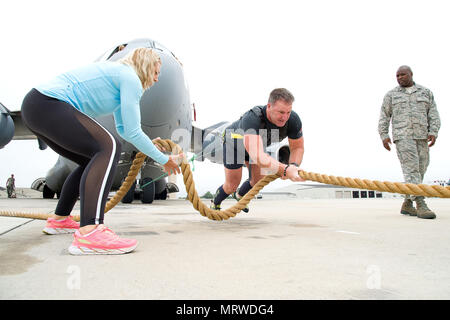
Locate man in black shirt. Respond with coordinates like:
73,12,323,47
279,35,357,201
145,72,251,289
211,88,305,211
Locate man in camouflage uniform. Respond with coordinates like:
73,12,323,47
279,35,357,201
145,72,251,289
6,174,15,198
378,65,441,219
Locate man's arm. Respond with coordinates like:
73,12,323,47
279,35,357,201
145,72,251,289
378,93,393,151
244,134,304,181
427,91,441,147
288,136,304,166
244,134,285,175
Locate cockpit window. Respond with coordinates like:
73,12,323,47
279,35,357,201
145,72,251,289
107,43,128,60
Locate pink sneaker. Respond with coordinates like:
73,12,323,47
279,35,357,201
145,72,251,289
68,225,138,255
43,216,80,235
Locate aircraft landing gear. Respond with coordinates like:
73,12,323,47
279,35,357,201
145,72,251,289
43,184,55,199
140,177,155,204
155,188,167,200
119,177,168,204
121,181,136,204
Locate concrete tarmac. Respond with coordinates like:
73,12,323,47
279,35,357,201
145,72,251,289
1,197,449,300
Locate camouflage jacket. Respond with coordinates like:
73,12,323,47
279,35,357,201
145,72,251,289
378,83,441,142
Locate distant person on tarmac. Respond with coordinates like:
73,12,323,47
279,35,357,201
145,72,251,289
378,65,441,219
21,48,183,255
6,174,15,198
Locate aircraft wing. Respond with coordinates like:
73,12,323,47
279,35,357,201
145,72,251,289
191,121,229,162
190,124,204,158
190,121,291,165
9,110,36,140
0,103,47,149
10,110,47,149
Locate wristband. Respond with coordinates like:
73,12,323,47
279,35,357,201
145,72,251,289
283,164,290,177
289,162,299,166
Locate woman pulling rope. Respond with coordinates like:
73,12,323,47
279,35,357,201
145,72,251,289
20,48,183,255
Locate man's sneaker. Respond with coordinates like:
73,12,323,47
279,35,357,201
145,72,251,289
210,200,221,211
43,216,80,235
68,225,138,255
232,191,249,213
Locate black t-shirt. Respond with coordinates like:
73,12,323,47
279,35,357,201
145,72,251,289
225,105,303,147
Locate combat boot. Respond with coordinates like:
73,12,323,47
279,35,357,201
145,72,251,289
400,199,417,216
415,198,436,219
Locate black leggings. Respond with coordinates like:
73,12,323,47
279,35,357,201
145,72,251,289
21,89,121,227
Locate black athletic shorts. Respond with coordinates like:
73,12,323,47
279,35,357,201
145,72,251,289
222,136,250,170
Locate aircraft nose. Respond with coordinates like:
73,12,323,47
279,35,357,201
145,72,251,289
138,51,190,131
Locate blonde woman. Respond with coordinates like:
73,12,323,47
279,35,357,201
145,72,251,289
21,48,183,255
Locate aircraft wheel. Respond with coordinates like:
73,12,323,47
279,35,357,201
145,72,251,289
157,188,168,200
141,178,155,204
43,184,56,199
121,181,136,204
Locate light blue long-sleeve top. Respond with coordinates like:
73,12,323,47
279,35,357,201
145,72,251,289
35,61,169,164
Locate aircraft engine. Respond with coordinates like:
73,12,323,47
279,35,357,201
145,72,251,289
266,142,290,165
0,102,15,149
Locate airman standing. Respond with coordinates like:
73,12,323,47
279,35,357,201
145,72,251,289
378,66,441,219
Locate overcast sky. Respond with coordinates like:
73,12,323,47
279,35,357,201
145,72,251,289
1,0,449,196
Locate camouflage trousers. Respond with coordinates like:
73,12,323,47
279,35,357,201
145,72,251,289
394,139,429,201
6,186,14,198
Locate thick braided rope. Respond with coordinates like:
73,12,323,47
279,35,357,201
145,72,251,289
0,211,53,220
1,139,450,221
299,171,450,198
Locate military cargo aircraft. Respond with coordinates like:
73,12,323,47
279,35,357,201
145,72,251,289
0,38,290,204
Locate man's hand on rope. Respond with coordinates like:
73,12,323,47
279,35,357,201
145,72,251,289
282,165,306,182
382,137,392,151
